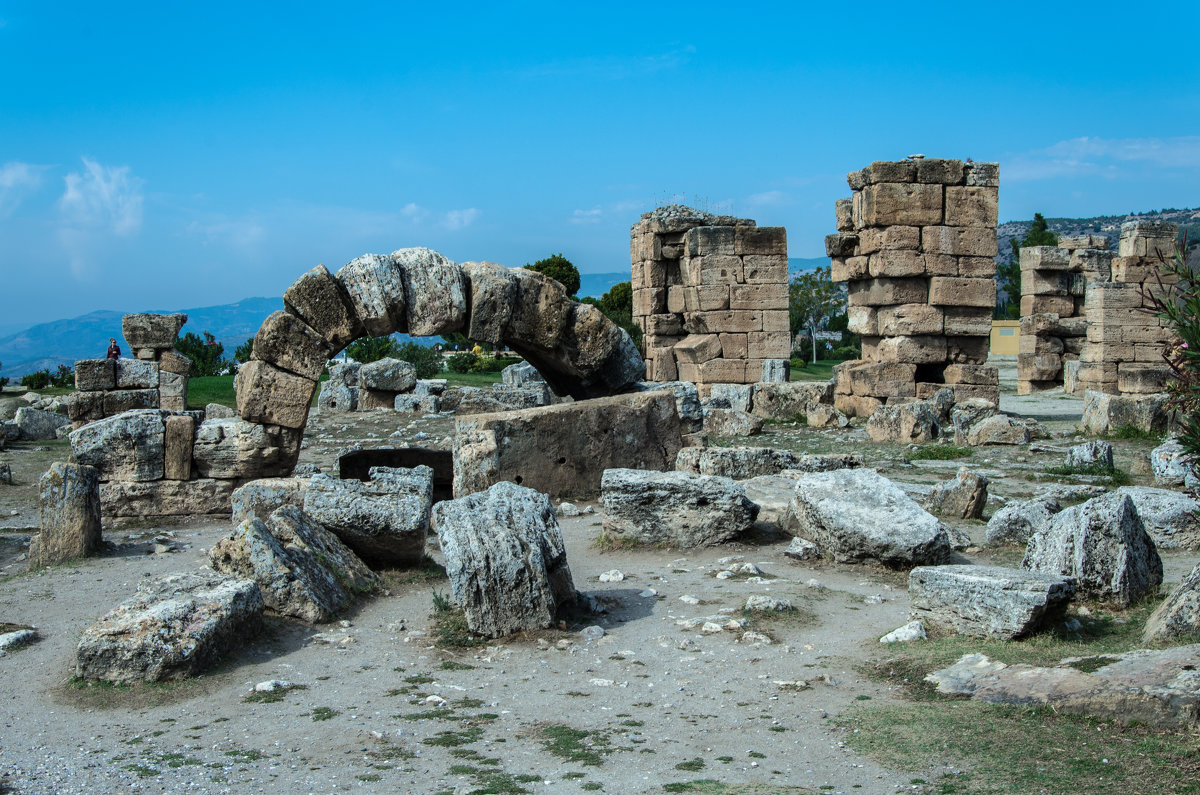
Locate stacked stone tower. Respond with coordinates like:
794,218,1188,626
630,206,790,395
1016,236,1111,394
826,158,1000,416
1076,220,1178,395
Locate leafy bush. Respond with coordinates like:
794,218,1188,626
831,344,861,361
523,253,580,297
470,355,521,374
447,352,478,374
50,365,74,388
176,331,226,377
394,342,442,379
20,370,50,389
345,335,398,364
1142,234,1200,488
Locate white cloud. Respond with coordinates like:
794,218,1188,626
184,217,266,253
744,190,791,208
401,202,429,223
0,161,45,217
570,207,604,224
59,157,144,235
442,208,480,230
1006,136,1200,182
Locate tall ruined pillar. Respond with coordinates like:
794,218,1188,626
826,158,1000,416
631,206,789,395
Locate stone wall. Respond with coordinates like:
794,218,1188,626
826,158,1001,416
630,206,790,395
1076,220,1178,395
66,313,192,427
1017,236,1111,394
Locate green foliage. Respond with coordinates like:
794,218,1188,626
1140,237,1199,486
345,335,399,364
20,370,50,389
907,445,973,461
447,352,479,373
50,365,74,388
598,281,632,316
1001,213,1059,319
1043,463,1131,487
176,331,226,377
524,253,581,297
789,266,845,363
232,337,253,364
395,341,442,379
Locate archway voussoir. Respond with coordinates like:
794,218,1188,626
282,264,364,351
252,310,333,382
336,253,407,337
391,247,467,337
236,360,317,430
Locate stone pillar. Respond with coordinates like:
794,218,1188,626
1077,221,1177,395
631,206,789,395
30,461,102,569
827,158,1000,416
1017,235,1111,394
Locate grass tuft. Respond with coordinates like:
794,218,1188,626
907,444,973,461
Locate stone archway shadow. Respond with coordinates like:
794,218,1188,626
232,247,644,474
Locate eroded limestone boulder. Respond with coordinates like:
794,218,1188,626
251,310,332,381
192,418,301,480
951,398,999,446
1113,486,1200,550
631,381,701,433
316,361,360,413
909,565,1075,639
784,468,951,567
69,409,165,482
122,313,186,350
1151,437,1198,489
1022,493,1163,606
75,571,263,683
751,381,832,420
359,357,416,393
924,468,988,520
392,247,466,336
967,415,1030,446
231,477,311,523
15,407,72,441
675,446,799,480
601,468,758,547
29,462,102,569
461,261,518,344
1143,563,1200,643
702,408,764,437
301,467,433,567
433,481,578,638
865,401,939,444
336,253,406,336
99,479,234,518
1081,390,1170,436
1065,441,1114,469
986,496,1061,546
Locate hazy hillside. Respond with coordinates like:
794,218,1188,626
998,207,1200,268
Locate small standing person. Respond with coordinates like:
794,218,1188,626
106,338,121,360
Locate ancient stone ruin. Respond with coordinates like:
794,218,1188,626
1016,235,1110,394
66,313,191,426
826,158,1001,416
630,206,790,395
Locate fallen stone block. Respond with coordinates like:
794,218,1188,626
1151,437,1198,489
675,446,800,480
951,398,999,446
99,479,235,518
865,401,939,444
926,647,1200,728
1065,440,1114,469
192,418,301,480
1081,390,1170,436
75,571,263,683
909,565,1076,639
784,468,951,567
302,468,433,567
966,415,1030,446
751,381,832,420
709,383,754,413
14,407,72,441
453,391,682,499
986,495,1061,546
1022,492,1163,606
630,381,701,433
69,409,165,482
1143,563,1200,643
316,361,360,413
1114,486,1200,550
433,481,578,639
924,467,988,520
231,477,311,523
359,357,416,393
702,408,764,437
601,468,758,547
29,462,102,570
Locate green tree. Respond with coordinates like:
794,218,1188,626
447,352,478,373
345,335,399,364
524,253,580,297
584,281,642,350
395,342,442,379
232,337,254,364
176,331,226,377
1000,213,1059,319
789,266,845,364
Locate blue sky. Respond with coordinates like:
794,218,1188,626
2,1,1198,329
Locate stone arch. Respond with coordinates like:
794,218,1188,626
232,247,644,470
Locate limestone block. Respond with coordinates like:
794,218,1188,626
702,407,764,437
434,482,578,639
122,313,187,350
958,256,996,277
848,278,929,307
751,381,832,419
718,332,748,360
336,253,406,336
747,331,789,360
867,250,926,277
834,392,883,418
830,255,868,282
1023,269,1071,296
75,571,263,683
824,233,860,257
1144,563,1200,642
675,446,799,480
162,414,194,481
986,495,1061,546
762,310,790,332
30,462,101,569
730,283,787,310
392,247,467,336
847,306,878,336
70,409,165,482
863,160,918,184
461,261,518,345
1023,493,1162,606
783,468,951,567
846,362,917,398
115,359,159,389
75,359,116,391
694,285,729,311
865,401,939,443
1019,246,1070,271
1080,390,1170,436
760,359,788,383
158,349,192,376
1086,281,1143,310
963,161,1000,187
601,469,757,547
1118,364,1169,394
877,336,947,364
192,418,301,480
65,391,106,425
967,415,1030,446
358,358,416,393
928,276,996,308
102,388,160,416
924,468,988,520
99,478,234,518
303,468,433,567
231,477,310,523
697,255,743,285
944,186,998,227
709,383,754,413
452,391,682,499
507,267,573,353
282,264,363,351
698,358,746,383
916,158,965,185
877,304,944,336
666,285,688,313
857,225,921,254
646,313,685,336
834,199,853,231
943,364,999,385
909,565,1075,640
860,182,944,227
1018,353,1062,381
921,226,998,258
134,347,157,360
159,371,188,412
683,310,762,334
685,226,736,257
932,308,986,337
252,310,332,381
13,407,71,441
235,360,315,430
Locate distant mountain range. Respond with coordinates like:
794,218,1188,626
997,207,1200,268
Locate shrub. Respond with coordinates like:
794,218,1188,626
345,335,398,364
50,365,74,388
523,253,580,297
20,370,50,389
447,352,479,374
394,342,442,379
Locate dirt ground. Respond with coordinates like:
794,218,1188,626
0,370,1195,795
